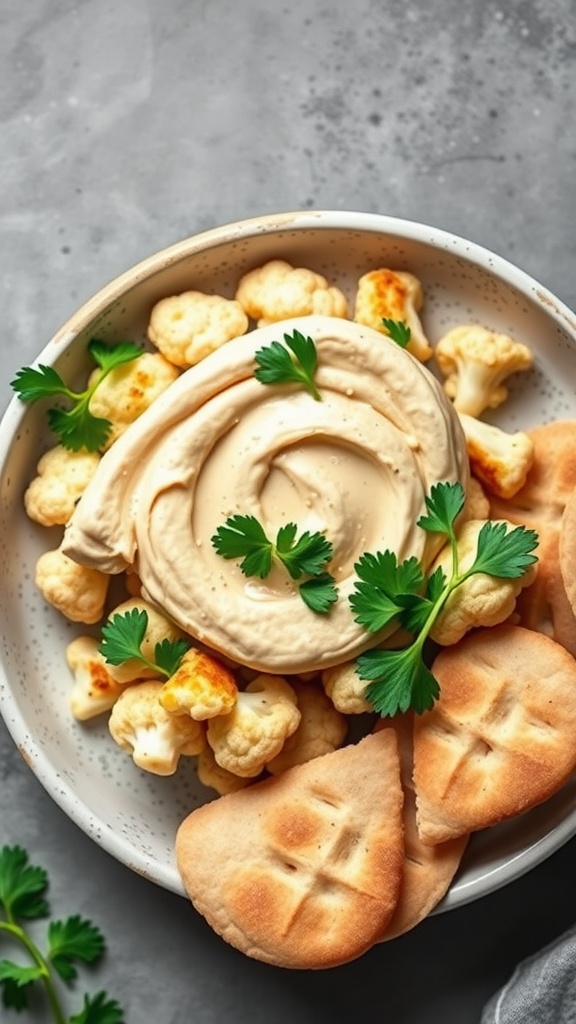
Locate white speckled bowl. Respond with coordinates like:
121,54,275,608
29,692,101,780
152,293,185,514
1,210,576,909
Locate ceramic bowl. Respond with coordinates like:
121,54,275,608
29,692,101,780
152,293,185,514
1,210,576,909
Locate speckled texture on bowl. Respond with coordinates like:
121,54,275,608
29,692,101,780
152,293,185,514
1,210,576,906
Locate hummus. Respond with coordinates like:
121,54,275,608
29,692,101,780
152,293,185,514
62,315,469,674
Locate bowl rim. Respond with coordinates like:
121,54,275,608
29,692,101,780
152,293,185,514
2,207,576,900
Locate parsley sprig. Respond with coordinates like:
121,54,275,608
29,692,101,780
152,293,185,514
0,845,123,1023
254,329,321,400
350,481,539,717
381,318,411,348
10,340,142,452
211,514,337,613
99,608,191,676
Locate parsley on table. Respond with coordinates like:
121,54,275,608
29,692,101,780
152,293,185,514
350,480,539,717
211,514,337,613
0,845,124,1023
381,318,411,348
99,607,191,676
10,339,142,452
253,329,321,400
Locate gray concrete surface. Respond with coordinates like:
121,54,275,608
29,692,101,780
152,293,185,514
2,0,576,1021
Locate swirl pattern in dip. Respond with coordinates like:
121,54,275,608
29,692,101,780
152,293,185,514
63,315,468,674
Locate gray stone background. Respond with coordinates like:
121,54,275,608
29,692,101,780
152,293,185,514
1,0,576,1021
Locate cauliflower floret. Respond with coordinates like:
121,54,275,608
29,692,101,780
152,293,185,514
159,648,238,720
24,445,101,527
108,680,206,775
206,674,300,778
235,259,348,326
87,351,180,450
147,291,249,368
430,518,538,645
66,636,124,721
266,681,348,774
35,546,109,624
459,412,535,499
353,268,432,362
435,324,533,418
461,476,491,522
321,659,373,715
103,598,189,684
197,745,254,795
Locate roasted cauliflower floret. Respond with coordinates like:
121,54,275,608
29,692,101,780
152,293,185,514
66,636,124,721
321,659,373,715
108,680,206,776
235,259,348,326
196,745,254,796
24,446,101,527
206,674,300,778
103,598,189,684
35,546,109,624
353,268,432,362
461,476,491,522
159,648,238,720
147,291,249,368
430,518,538,645
266,681,348,774
435,325,533,418
87,351,180,449
459,412,535,499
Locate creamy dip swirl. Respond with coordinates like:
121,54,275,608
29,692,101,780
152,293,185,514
63,316,468,674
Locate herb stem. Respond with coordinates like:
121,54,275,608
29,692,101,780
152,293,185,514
0,920,67,1024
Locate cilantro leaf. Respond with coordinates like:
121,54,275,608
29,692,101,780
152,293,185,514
276,526,333,579
350,480,540,717
0,846,49,920
70,991,125,1024
468,521,539,579
10,340,142,452
212,514,335,613
48,916,105,983
0,845,123,1023
358,645,440,716
417,480,465,538
299,573,338,613
99,609,190,678
381,318,411,349
211,514,273,577
254,329,321,400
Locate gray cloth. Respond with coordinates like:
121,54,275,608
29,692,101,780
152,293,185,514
481,924,576,1023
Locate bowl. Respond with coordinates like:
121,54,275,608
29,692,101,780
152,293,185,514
1,209,576,910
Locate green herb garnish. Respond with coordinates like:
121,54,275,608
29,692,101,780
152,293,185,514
10,340,143,452
0,845,124,1023
350,481,539,717
381,318,411,348
99,608,191,676
254,329,321,400
211,514,337,613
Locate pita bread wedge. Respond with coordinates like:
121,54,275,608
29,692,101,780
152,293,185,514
489,420,576,655
413,624,576,845
374,715,468,941
176,729,405,969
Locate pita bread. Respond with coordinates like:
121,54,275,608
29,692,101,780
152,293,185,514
413,624,576,845
374,715,468,941
489,420,576,655
176,730,405,969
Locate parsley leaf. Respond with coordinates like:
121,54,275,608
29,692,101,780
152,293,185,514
254,329,321,400
99,608,191,678
350,481,539,717
381,318,412,349
299,573,339,614
0,844,123,1022
10,339,142,452
212,514,336,613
